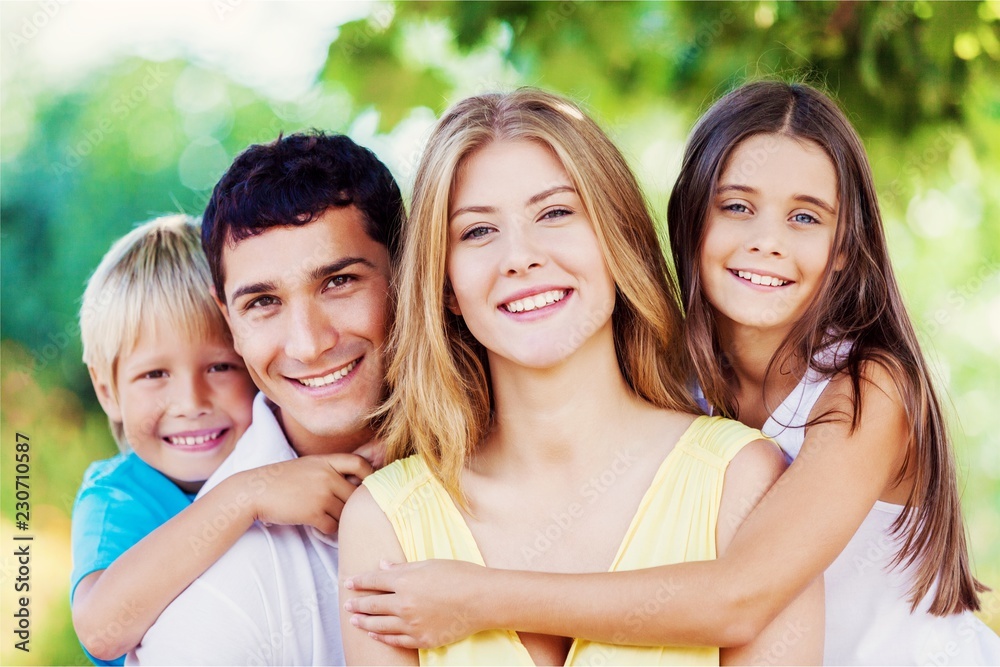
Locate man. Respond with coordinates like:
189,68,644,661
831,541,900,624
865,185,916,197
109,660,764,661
130,131,404,665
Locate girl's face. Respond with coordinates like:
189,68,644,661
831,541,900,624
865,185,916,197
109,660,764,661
699,133,839,338
446,139,616,371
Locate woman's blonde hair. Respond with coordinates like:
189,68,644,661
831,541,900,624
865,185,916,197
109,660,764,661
80,214,232,451
379,88,697,501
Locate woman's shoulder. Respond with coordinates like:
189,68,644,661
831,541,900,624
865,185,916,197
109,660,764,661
361,455,440,517
681,415,779,464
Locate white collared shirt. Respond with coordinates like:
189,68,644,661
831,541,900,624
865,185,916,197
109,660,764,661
129,393,345,666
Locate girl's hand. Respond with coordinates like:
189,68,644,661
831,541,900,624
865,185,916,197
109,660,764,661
344,560,487,649
247,453,374,534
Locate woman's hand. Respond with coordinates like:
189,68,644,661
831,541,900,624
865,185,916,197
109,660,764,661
344,559,488,649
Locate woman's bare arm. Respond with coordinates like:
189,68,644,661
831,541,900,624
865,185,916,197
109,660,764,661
346,368,905,648
339,485,418,665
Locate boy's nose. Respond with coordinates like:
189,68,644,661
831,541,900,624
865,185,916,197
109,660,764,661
171,375,212,418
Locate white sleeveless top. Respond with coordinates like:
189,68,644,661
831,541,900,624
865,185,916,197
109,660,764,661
763,363,1000,664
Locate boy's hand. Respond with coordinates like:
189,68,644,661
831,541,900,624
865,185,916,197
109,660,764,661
343,560,487,649
246,454,374,534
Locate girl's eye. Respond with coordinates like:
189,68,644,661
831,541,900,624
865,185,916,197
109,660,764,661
792,212,819,225
461,225,494,241
540,207,572,220
247,295,278,310
326,275,356,289
723,203,750,214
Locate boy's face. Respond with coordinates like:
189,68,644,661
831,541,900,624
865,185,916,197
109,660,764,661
92,320,257,493
217,206,391,456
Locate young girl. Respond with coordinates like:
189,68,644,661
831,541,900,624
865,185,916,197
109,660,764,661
343,82,1000,663
338,88,823,665
72,215,373,664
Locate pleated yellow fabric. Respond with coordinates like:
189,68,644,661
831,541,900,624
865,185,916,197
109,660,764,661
364,415,769,666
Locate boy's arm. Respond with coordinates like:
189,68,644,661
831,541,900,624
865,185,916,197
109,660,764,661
73,453,372,660
348,372,905,648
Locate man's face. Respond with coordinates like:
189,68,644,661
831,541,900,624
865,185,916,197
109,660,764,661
218,206,391,456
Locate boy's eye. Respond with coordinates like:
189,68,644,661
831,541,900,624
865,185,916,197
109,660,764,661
460,225,494,241
208,362,238,373
141,370,166,380
792,212,819,224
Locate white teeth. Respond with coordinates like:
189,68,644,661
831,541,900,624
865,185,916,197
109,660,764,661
167,430,223,446
737,270,787,287
297,359,359,388
503,290,568,313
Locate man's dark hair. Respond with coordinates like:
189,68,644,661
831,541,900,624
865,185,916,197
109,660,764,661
202,130,404,300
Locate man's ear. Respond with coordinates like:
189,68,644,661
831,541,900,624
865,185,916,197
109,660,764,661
444,282,462,316
88,366,122,423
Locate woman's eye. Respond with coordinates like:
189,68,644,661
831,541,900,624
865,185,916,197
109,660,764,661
792,212,819,224
540,207,571,220
461,225,493,241
723,203,750,214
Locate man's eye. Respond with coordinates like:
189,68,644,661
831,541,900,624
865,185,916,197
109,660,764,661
247,295,278,309
326,275,356,289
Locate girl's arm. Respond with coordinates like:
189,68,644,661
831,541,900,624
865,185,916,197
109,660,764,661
347,367,904,648
72,452,373,660
339,485,419,665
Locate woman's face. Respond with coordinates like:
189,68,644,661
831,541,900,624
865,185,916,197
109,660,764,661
699,133,840,338
446,139,616,371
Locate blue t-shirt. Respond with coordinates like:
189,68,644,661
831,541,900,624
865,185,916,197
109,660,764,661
70,452,195,666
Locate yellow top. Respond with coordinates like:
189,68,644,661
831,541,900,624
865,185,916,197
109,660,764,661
364,415,769,666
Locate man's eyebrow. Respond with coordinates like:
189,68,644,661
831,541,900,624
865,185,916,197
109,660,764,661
449,185,577,222
230,280,276,305
308,257,376,281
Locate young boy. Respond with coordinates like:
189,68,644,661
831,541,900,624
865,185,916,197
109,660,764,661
71,215,364,664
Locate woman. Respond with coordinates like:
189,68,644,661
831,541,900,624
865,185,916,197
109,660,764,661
339,88,823,665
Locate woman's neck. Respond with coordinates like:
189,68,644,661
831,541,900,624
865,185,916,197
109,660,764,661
478,324,648,477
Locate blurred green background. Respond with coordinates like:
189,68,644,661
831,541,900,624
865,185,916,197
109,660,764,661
2,1,998,664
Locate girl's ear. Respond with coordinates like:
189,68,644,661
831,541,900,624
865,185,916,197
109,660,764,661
444,281,462,316
89,366,123,423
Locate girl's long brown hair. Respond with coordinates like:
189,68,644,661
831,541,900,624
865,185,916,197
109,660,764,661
378,88,697,505
667,80,986,615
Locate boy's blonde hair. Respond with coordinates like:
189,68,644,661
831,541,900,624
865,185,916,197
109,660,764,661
80,214,232,451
